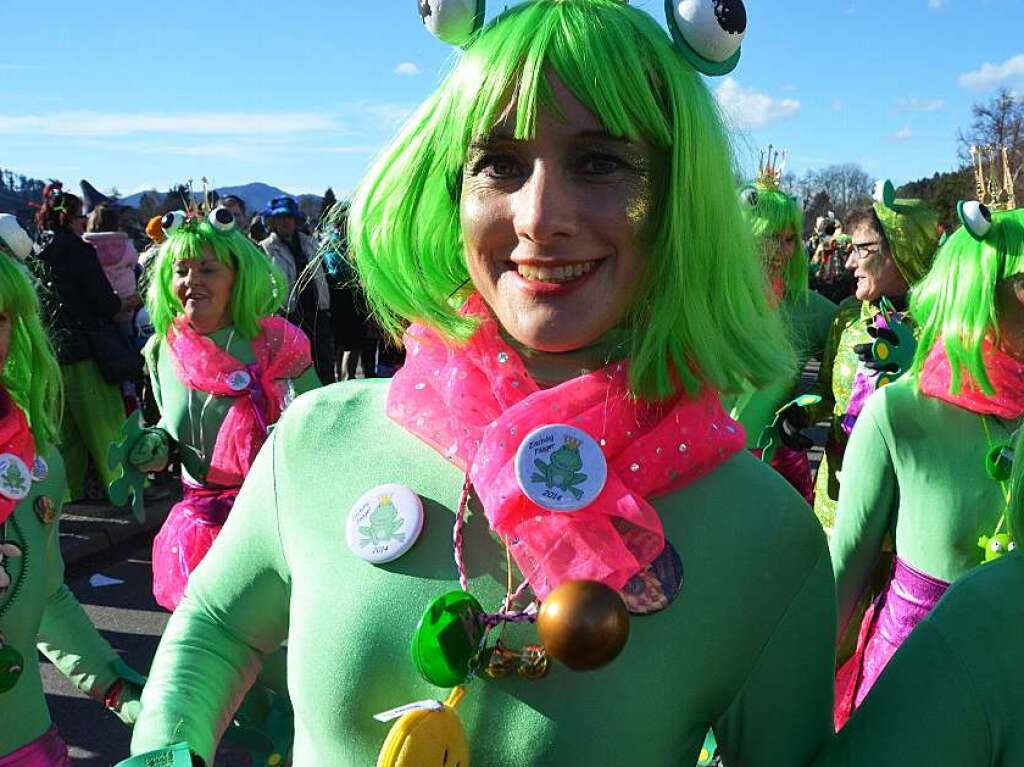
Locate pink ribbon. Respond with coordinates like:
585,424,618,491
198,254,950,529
165,316,312,487
388,295,745,598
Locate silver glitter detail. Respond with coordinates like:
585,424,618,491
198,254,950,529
415,382,426,391
497,352,509,364
678,443,688,453
630,463,641,473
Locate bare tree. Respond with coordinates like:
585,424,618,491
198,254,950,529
798,164,872,221
957,88,1024,199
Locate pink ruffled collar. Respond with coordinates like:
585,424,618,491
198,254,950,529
919,339,1024,419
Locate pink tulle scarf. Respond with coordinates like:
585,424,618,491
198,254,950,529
918,338,1024,419
388,295,746,598
165,316,312,487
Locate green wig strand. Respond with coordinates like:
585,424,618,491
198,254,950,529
911,208,1024,396
0,250,62,447
146,220,285,339
745,186,808,304
349,0,796,399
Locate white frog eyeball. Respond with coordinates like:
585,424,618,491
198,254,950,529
668,0,747,76
161,210,186,235
418,0,485,47
991,539,1005,554
1010,541,1018,552
208,206,236,233
958,200,993,241
739,186,759,208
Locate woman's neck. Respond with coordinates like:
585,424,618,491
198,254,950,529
502,332,627,388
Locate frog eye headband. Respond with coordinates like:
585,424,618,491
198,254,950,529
161,206,237,237
954,146,1021,242
418,0,747,76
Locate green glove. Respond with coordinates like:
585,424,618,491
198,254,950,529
129,428,170,473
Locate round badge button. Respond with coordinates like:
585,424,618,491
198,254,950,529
31,456,48,484
0,454,31,501
34,496,56,526
515,424,607,512
226,370,252,392
411,590,485,688
346,483,424,564
619,540,684,616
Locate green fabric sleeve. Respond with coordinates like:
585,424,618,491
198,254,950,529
829,393,896,634
716,546,837,767
36,515,121,699
143,335,168,432
812,614,989,766
130,431,291,762
292,366,321,396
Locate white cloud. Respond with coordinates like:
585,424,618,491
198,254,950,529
958,54,1024,90
713,78,800,129
928,0,947,9
891,125,913,141
0,111,336,137
350,101,416,129
395,61,421,76
896,97,945,112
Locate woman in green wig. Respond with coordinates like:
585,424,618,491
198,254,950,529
124,3,836,766
734,150,838,503
0,215,143,767
831,166,1020,728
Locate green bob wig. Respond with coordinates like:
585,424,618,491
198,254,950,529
146,219,285,339
348,0,795,399
0,249,61,447
911,208,1024,396
743,185,808,304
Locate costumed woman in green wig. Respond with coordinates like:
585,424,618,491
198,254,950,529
0,215,143,767
831,147,1021,730
815,417,1024,767
123,3,836,766
812,180,941,534
733,147,838,504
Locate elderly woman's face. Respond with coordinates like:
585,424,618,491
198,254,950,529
460,77,655,353
173,245,235,335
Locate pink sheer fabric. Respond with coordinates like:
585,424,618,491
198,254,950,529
388,295,746,598
0,726,71,767
165,316,312,487
918,338,1024,418
0,390,35,527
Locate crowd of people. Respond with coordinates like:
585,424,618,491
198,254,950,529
1,1,1022,766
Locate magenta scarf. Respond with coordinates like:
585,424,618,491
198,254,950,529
165,316,312,488
0,390,34,527
919,339,1024,419
388,295,746,598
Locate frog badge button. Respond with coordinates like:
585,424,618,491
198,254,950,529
515,424,607,512
0,454,31,502
346,484,425,564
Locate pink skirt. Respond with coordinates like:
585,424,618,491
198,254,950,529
0,726,71,767
152,481,239,611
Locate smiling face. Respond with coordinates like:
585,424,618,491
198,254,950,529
172,246,236,335
847,217,908,302
460,76,656,354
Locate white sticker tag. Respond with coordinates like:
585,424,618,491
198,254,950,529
373,699,445,722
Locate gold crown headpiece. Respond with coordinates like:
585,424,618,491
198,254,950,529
971,145,1017,212
757,145,787,192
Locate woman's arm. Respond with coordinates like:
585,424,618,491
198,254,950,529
130,431,291,764
830,394,897,634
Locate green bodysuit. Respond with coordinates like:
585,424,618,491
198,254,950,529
130,380,836,767
1,444,128,755
814,551,1024,767
830,375,1007,632
144,326,321,486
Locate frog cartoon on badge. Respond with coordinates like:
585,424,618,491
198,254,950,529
532,436,588,500
359,495,407,548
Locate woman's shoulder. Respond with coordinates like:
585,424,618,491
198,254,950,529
277,379,392,438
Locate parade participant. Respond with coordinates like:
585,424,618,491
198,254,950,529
831,147,1020,728
125,3,836,766
32,183,137,504
813,431,1024,767
812,181,940,533
735,149,838,503
0,215,143,767
126,205,319,611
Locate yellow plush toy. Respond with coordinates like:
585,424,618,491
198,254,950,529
377,687,470,767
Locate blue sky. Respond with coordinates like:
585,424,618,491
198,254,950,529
0,0,1020,198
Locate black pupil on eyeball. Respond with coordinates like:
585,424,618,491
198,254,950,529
215,208,233,225
419,0,432,21
980,204,992,223
714,0,747,35
162,214,176,229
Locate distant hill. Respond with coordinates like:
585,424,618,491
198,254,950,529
121,182,323,215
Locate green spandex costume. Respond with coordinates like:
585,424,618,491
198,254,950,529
130,381,836,767
1,443,140,756
830,376,1006,633
814,551,1024,767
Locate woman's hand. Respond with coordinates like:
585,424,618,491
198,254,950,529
129,428,170,473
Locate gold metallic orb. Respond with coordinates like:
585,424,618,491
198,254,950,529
537,580,630,671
